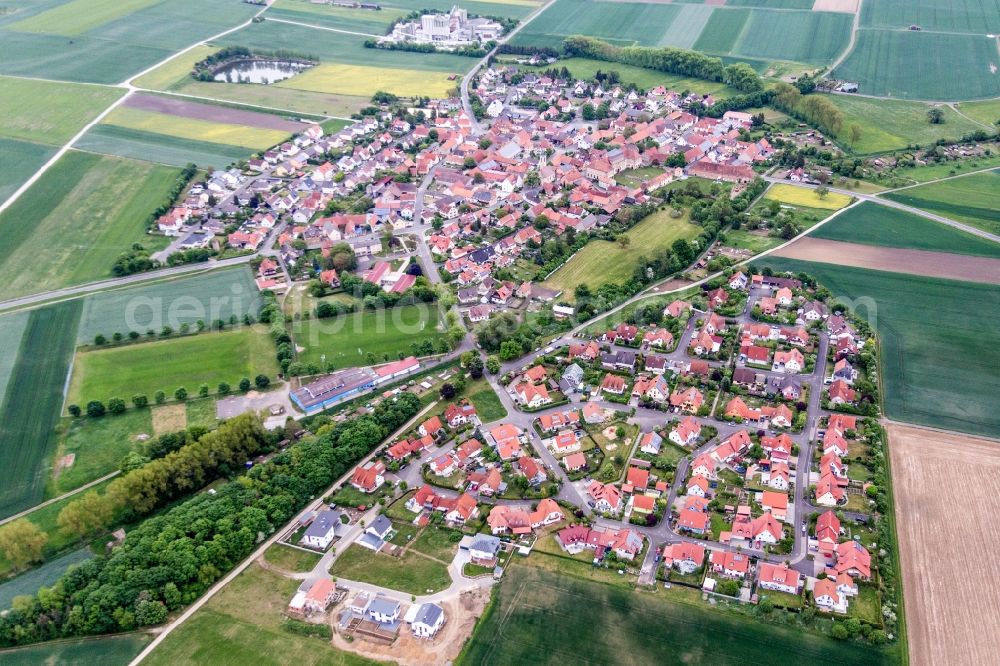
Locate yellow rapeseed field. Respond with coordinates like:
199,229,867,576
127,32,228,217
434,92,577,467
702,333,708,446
278,63,457,99
102,106,289,149
765,183,852,210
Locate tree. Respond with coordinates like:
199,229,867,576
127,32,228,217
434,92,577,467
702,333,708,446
0,520,48,572
616,234,631,248
218,382,231,396
154,390,166,404
440,383,456,400
132,394,148,409
174,387,188,401
68,404,81,417
815,185,830,199
830,623,849,640
57,491,110,541
255,375,270,389
120,451,149,473
468,354,484,379
848,123,862,148
499,339,522,361
107,397,126,415
927,107,944,124
198,383,210,398
239,377,251,392
94,334,106,346
86,400,106,418
486,356,501,374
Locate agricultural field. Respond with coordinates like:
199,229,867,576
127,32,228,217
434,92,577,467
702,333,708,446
387,0,541,20
293,304,441,367
0,311,30,404
143,562,375,666
49,408,154,495
76,124,256,169
0,76,123,145
0,0,259,84
328,544,451,595
859,0,1000,34
756,257,1000,437
0,300,82,519
76,266,262,343
765,183,852,210
821,95,986,154
67,327,280,408
279,63,458,99
809,201,1000,257
458,565,898,665
100,106,288,151
882,170,1000,235
266,0,406,34
955,98,1000,128
725,9,851,64
0,633,152,666
513,56,740,96
0,548,91,610
0,150,178,300
888,423,1000,666
542,209,701,299
0,137,53,203
832,29,1000,100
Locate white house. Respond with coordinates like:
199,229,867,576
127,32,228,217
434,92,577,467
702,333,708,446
300,509,343,550
813,579,848,613
409,602,445,638
367,596,402,623
757,562,800,595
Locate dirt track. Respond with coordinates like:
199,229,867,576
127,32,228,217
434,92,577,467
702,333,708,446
888,423,1000,666
774,237,1000,284
124,93,307,131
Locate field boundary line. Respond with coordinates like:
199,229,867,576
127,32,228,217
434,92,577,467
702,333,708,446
0,471,120,527
263,16,381,38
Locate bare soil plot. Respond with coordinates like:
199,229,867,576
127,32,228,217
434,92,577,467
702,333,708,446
152,403,187,434
888,423,1000,666
773,237,1000,285
123,93,307,132
812,0,857,13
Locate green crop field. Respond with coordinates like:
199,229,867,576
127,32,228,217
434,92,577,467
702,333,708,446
692,8,749,55
729,9,852,64
77,124,256,169
543,209,701,299
0,76,123,145
50,408,154,495
860,0,1000,34
659,4,713,49
67,327,280,408
0,150,178,300
833,30,1000,100
0,548,91,610
267,0,406,34
387,0,541,20
0,137,54,203
293,304,441,367
514,57,740,96
458,565,898,665
822,94,985,154
0,634,152,666
0,300,82,519
757,258,1000,438
512,0,680,47
810,201,1000,257
77,266,262,343
144,562,376,666
0,311,30,405
882,170,1000,235
12,0,160,36
101,106,288,150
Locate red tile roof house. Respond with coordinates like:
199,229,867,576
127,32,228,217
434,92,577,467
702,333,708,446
687,475,710,498
552,429,581,454
538,410,580,432
516,382,552,408
813,578,848,614
443,493,479,524
815,510,842,557
523,364,548,383
626,466,650,490
828,379,857,405
632,494,656,515
563,451,588,472
419,415,444,438
815,473,847,507
444,400,478,427
587,480,622,513
710,550,750,579
663,542,705,575
669,387,704,414
555,525,644,561
350,461,386,493
834,541,872,580
430,454,458,477
600,373,627,395
760,491,789,522
670,416,702,446
757,562,800,595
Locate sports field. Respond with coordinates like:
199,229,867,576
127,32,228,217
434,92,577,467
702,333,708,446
279,63,458,99
458,565,898,665
809,201,1000,257
143,562,375,666
76,266,261,343
67,327,280,408
882,170,1000,235
821,95,985,154
101,106,288,150
0,150,178,300
0,76,123,145
757,257,1000,437
765,183,852,210
0,633,152,666
50,408,153,495
293,304,441,367
543,209,701,299
0,300,82,519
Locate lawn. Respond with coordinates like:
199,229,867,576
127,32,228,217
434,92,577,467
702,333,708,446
263,543,321,573
101,106,288,150
882,170,1000,236
186,397,219,429
0,300,82,519
77,124,254,169
765,184,852,210
757,257,1000,438
0,76,123,145
809,201,1000,258
67,327,280,408
143,563,376,666
408,526,462,561
0,633,152,666
543,208,701,299
720,229,783,254
458,564,899,665
0,137,54,203
49,408,154,495
0,150,178,300
464,378,508,422
329,544,451,595
820,94,986,154
76,266,262,343
832,29,1000,101
11,0,160,36
513,57,740,96
293,304,441,367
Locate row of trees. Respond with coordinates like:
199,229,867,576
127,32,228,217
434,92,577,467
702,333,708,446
772,82,847,140
0,393,422,646
68,375,271,418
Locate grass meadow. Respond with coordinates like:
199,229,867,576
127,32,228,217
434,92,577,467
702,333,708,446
49,408,153,495
0,300,82,519
0,150,178,300
262,543,321,573
882,170,1000,236
0,633,151,666
329,544,451,594
457,564,898,665
76,266,262,343
0,76,123,145
143,563,377,666
293,304,441,367
68,327,280,408
757,257,1000,438
809,201,1000,258
543,208,701,299
954,98,1000,128
821,94,985,154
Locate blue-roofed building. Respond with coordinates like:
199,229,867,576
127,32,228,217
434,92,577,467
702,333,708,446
410,602,445,637
367,596,401,624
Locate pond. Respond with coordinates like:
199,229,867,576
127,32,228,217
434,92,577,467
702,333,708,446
212,59,312,85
